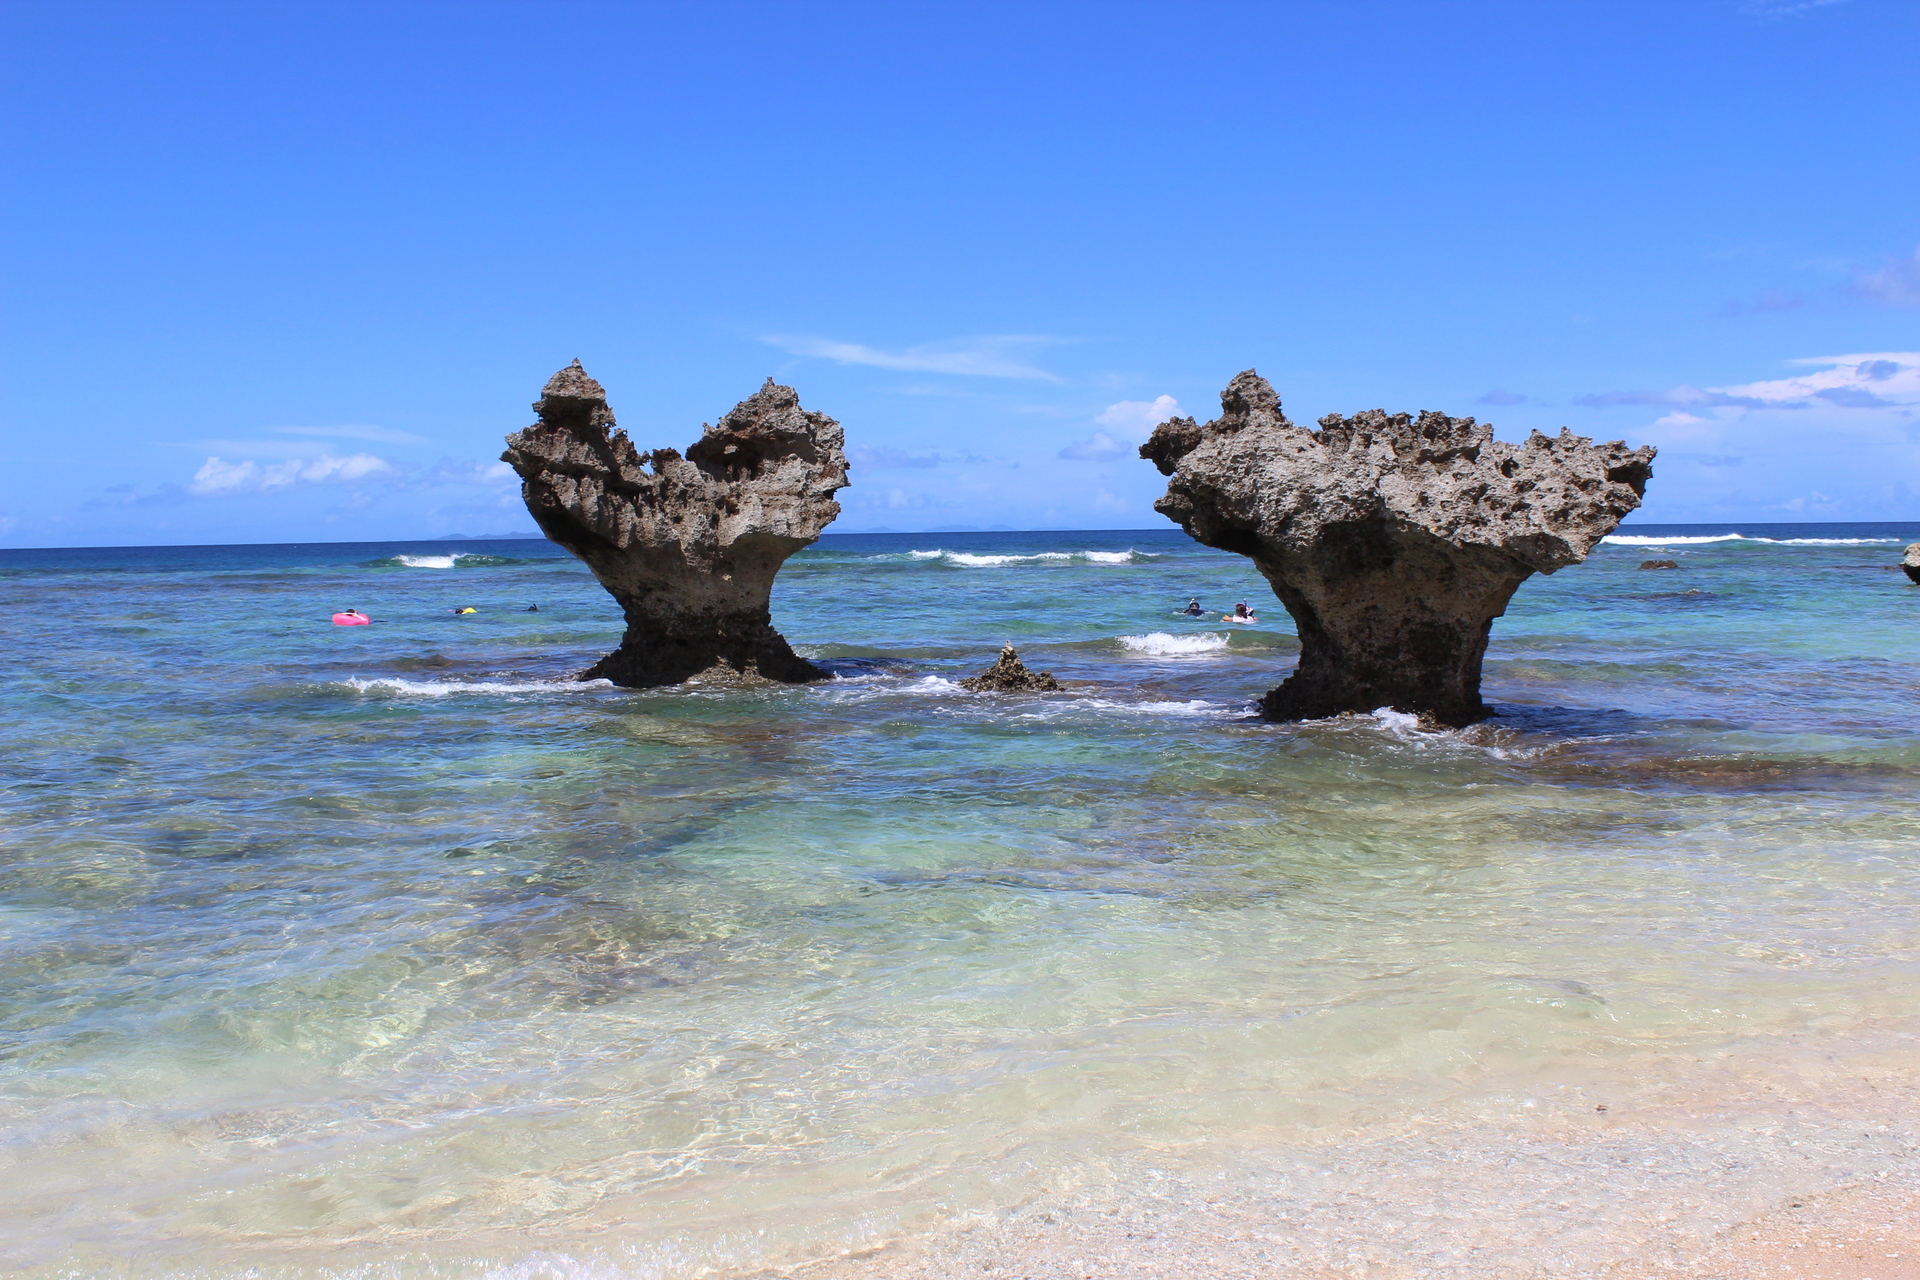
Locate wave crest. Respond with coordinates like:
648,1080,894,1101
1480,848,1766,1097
362,553,531,569
874,548,1158,567
1604,534,1902,547
1117,632,1231,656
337,677,614,697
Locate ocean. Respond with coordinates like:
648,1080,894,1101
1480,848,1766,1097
2,523,1918,1278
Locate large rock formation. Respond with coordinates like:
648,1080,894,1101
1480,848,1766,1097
1903,544,1920,585
502,361,848,686
1141,371,1655,726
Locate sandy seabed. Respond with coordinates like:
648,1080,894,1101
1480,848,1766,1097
782,1068,1920,1280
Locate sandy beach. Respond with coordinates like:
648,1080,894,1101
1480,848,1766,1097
789,1062,1920,1280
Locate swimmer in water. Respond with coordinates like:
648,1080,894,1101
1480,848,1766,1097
526,604,539,612
1182,598,1205,616
451,606,477,615
1223,601,1257,623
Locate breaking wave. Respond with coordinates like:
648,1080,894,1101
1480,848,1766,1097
877,548,1158,567
336,677,615,697
360,553,534,569
1117,632,1232,656
1603,534,1901,547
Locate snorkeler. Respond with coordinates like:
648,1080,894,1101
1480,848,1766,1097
1182,598,1205,616
451,606,477,615
1223,601,1258,623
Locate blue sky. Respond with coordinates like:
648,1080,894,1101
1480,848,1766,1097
2,0,1915,547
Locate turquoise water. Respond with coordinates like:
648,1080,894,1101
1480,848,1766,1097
3,524,1919,1277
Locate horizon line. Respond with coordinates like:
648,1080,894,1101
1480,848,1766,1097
2,518,1917,554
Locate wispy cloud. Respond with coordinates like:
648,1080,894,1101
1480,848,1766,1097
1738,0,1850,15
1594,352,1919,521
1058,431,1133,462
271,424,432,444
1059,395,1182,462
1722,289,1806,316
762,334,1064,381
1478,389,1528,406
1851,246,1920,308
847,445,993,469
1579,353,1919,413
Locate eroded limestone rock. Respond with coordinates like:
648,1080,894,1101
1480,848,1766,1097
502,361,848,686
1141,371,1655,726
960,644,1061,692
1903,544,1920,585
1639,559,1680,571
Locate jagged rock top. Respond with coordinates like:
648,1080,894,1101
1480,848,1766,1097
959,644,1061,693
1142,370,1655,573
502,361,848,566
1905,543,1920,568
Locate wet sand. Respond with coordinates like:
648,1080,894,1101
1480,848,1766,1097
785,1070,1920,1280
786,1182,1917,1280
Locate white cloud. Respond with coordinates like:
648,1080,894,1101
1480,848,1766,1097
189,453,391,496
1060,395,1182,461
762,334,1063,380
1096,395,1182,436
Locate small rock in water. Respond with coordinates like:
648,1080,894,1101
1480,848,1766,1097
1639,559,1680,570
960,644,1061,692
1903,544,1920,585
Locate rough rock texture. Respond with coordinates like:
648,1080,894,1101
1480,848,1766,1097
1639,559,1680,571
1141,370,1655,726
960,645,1061,692
502,361,848,686
1904,544,1920,585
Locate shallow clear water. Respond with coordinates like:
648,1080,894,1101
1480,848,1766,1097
2,524,1918,1277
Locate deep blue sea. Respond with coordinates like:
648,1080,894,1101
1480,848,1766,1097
3,523,1918,1278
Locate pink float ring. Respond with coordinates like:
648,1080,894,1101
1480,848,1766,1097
331,612,371,626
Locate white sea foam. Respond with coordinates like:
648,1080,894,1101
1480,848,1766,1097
944,551,1074,567
1097,697,1223,716
1604,533,1901,547
338,677,614,697
393,554,466,567
883,548,1158,567
819,673,964,697
1016,696,1226,720
1117,632,1231,656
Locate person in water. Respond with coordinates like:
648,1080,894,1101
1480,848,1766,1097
1182,598,1205,616
526,604,539,612
1224,601,1257,622
451,606,477,615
